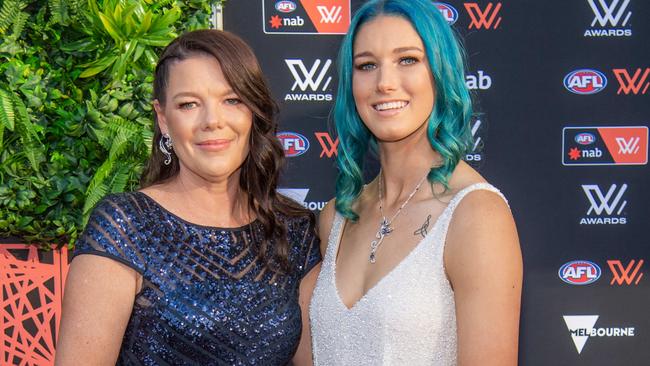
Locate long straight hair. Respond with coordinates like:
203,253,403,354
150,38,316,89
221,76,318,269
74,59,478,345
334,0,473,221
141,30,312,273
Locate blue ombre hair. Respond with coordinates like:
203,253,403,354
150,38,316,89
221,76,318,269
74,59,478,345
334,0,473,221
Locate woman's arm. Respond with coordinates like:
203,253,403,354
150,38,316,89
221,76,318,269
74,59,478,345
292,263,321,366
54,255,140,365
445,190,523,366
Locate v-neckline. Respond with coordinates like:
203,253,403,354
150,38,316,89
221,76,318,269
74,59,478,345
331,202,451,311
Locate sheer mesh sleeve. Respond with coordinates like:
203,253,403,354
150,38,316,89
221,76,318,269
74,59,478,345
294,215,321,279
73,194,147,274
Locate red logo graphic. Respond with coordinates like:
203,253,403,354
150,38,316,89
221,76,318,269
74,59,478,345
613,68,650,95
608,259,644,285
300,0,350,34
269,15,283,29
464,2,502,29
568,147,581,160
598,127,648,165
315,132,338,158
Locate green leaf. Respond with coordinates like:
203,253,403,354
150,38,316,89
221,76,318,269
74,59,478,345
98,11,124,41
0,88,15,131
79,55,118,78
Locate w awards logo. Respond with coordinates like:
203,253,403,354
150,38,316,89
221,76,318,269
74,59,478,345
579,184,628,225
284,59,333,102
465,117,485,166
263,0,350,34
584,0,632,37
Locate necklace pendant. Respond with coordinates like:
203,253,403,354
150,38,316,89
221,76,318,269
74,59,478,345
380,219,393,236
369,252,377,263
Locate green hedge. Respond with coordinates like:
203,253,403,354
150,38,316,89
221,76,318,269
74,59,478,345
0,0,221,247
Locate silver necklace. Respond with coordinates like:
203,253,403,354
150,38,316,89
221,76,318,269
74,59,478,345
369,171,429,263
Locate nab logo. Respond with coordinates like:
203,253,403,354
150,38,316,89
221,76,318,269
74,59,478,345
315,132,339,158
580,184,628,225
608,259,644,285
564,69,607,95
464,2,502,30
275,0,296,13
263,0,350,34
284,59,333,102
563,126,648,166
584,0,632,37
465,70,492,90
575,133,596,145
435,3,459,25
277,132,309,157
559,260,601,285
613,68,650,95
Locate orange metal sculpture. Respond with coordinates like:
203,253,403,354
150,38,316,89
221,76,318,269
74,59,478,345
1,244,69,366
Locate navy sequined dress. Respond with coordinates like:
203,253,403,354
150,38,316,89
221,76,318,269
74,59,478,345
73,192,321,365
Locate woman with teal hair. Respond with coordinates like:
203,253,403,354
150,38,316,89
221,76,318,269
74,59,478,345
309,0,522,364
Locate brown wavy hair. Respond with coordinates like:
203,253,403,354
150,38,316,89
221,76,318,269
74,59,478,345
140,29,313,273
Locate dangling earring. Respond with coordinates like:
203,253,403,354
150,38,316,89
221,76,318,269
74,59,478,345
159,133,173,166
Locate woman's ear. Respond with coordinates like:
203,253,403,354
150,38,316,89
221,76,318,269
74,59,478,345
153,100,168,134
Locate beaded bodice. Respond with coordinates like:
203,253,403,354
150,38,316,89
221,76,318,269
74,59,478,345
309,183,505,366
73,192,320,365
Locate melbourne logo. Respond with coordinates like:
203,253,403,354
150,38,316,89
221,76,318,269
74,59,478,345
277,188,327,211
584,0,632,37
464,2,502,30
564,69,607,94
277,131,310,157
613,68,650,95
559,260,601,285
284,59,333,102
465,70,492,90
608,259,644,285
563,126,648,166
580,184,628,225
563,315,635,354
435,3,459,25
263,0,350,34
315,132,339,158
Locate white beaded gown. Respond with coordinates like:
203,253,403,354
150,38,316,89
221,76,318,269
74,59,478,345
310,183,506,365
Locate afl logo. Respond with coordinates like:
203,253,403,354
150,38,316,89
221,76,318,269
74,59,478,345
275,0,296,13
563,69,607,95
277,132,309,157
435,3,459,24
575,132,596,145
558,260,601,285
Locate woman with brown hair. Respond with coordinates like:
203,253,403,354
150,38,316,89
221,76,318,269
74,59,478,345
55,30,320,365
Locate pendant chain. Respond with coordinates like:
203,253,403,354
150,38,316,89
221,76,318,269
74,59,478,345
369,170,429,263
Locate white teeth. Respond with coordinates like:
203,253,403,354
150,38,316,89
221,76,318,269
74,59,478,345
374,101,408,111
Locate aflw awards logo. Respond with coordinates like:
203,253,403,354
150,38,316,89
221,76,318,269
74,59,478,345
584,0,632,37
284,59,333,102
563,126,648,166
580,184,628,225
263,0,350,34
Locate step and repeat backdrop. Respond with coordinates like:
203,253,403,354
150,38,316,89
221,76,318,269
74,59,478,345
224,1,650,365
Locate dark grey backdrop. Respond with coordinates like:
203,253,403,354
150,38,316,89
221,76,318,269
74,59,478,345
225,1,650,364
